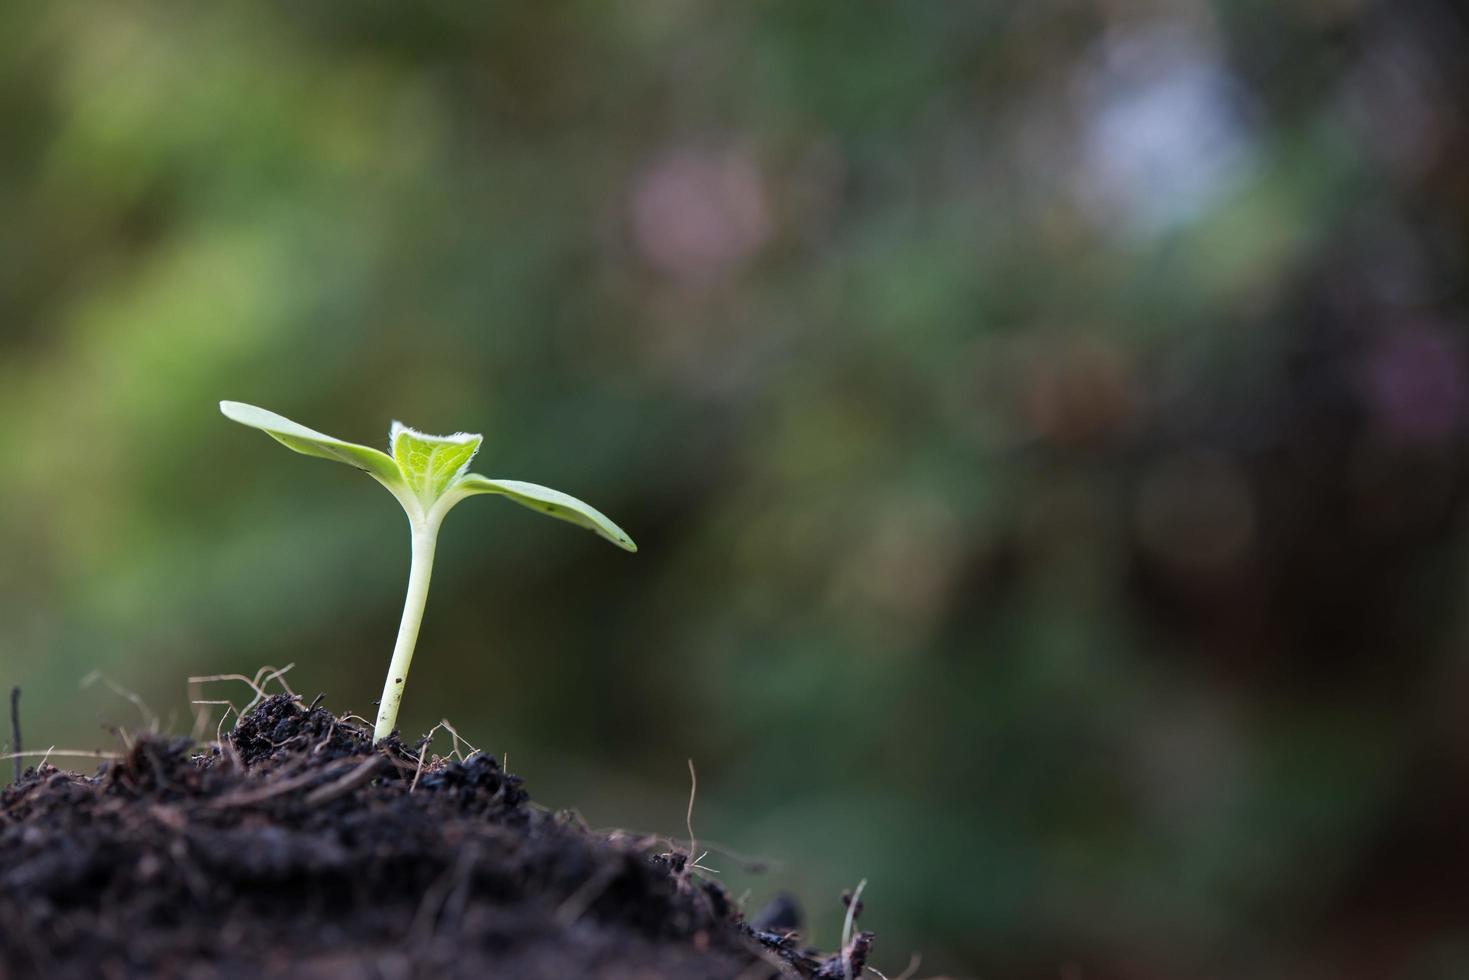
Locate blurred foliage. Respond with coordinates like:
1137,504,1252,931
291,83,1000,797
3,2,1469,976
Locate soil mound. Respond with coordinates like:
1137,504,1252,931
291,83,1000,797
0,695,872,979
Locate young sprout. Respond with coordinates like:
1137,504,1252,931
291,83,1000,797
220,401,636,743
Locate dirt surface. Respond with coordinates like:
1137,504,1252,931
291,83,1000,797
0,695,873,979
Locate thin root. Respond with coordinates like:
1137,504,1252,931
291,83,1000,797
187,663,297,719
842,878,868,980
0,748,121,763
81,671,159,732
411,722,448,793
685,758,698,872
866,952,922,980
438,718,479,760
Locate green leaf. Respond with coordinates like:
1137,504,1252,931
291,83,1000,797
391,422,483,505
219,401,402,486
222,403,637,553
448,474,638,552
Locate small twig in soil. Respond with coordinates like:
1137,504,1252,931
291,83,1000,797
554,859,622,927
140,740,178,793
311,719,340,755
9,687,20,784
207,756,364,808
377,748,423,779
440,845,479,929
410,845,481,947
302,754,385,807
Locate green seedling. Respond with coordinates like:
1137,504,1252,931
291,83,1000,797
220,401,636,743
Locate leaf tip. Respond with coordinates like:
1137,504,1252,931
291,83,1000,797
219,400,252,423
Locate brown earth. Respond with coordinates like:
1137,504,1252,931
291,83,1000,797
0,694,872,979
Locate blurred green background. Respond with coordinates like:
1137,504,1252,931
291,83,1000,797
3,2,1469,976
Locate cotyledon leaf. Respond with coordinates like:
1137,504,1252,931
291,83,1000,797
447,474,638,552
219,401,403,487
221,401,636,552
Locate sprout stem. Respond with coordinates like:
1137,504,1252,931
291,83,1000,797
374,523,439,742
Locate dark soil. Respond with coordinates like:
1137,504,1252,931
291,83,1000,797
0,695,872,979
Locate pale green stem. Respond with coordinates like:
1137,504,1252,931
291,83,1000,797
374,522,439,742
